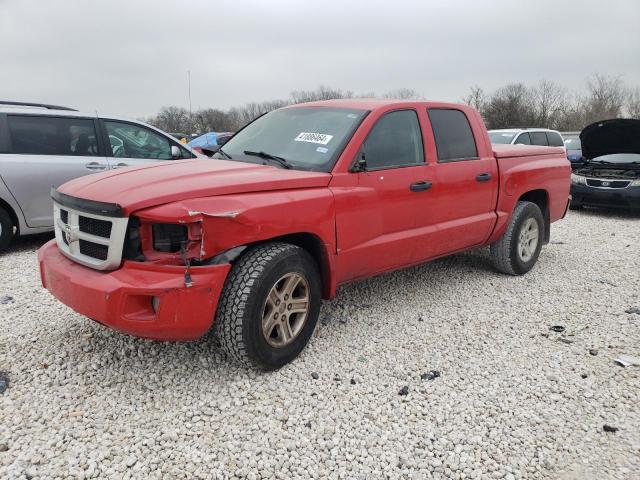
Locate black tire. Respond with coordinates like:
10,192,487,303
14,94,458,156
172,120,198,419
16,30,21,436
490,201,544,276
214,242,322,369
0,207,15,253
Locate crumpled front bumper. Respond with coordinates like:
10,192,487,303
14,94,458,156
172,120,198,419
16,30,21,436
37,240,231,341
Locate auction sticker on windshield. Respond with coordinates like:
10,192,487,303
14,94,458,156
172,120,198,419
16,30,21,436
295,132,334,145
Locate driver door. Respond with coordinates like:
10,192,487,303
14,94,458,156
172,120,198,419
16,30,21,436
100,119,191,169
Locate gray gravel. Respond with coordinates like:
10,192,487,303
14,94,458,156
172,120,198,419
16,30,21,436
1,209,639,479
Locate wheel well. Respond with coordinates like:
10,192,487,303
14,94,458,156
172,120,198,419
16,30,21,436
269,233,332,299
518,189,550,244
0,198,19,235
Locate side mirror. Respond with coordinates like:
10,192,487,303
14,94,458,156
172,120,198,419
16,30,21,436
171,145,181,159
350,151,367,172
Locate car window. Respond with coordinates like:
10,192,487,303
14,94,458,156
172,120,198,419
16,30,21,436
515,132,531,145
546,131,564,147
427,109,478,162
362,110,424,170
7,115,99,156
104,121,172,160
530,132,548,146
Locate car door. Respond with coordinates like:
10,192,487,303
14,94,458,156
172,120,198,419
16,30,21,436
412,108,498,261
0,114,108,228
101,119,193,169
332,109,433,280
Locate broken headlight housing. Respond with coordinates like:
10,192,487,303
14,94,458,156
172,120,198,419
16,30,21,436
571,173,587,185
152,223,188,252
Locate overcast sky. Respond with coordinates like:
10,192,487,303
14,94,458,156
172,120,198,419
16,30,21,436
1,0,638,118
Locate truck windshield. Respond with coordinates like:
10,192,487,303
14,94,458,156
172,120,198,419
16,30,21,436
216,107,367,172
488,131,516,144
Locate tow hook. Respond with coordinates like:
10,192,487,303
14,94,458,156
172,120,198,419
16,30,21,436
181,244,193,288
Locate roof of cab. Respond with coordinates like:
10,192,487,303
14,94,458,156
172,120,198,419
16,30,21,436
286,98,469,112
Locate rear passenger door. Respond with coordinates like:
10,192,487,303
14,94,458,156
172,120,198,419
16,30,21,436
0,114,108,228
101,120,193,169
413,108,498,261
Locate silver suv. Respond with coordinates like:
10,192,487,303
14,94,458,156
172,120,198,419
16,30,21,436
488,128,566,148
0,101,197,251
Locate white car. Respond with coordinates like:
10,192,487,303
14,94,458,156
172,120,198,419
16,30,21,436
488,128,565,149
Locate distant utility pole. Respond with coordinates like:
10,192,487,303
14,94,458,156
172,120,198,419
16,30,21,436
188,70,192,116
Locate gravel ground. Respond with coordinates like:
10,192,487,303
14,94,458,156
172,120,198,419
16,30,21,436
1,209,639,480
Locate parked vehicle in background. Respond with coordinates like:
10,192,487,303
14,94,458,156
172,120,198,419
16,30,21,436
188,131,235,157
562,131,583,166
38,99,570,369
0,101,197,251
570,119,640,211
489,128,565,150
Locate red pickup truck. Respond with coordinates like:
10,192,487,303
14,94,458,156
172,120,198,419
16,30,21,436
38,99,571,369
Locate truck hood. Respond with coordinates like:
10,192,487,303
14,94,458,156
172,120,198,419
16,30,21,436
57,159,332,214
580,119,640,159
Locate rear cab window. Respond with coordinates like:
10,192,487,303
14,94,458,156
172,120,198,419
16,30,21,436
427,109,478,162
6,115,99,156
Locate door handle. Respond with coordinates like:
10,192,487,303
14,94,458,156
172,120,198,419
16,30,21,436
476,173,492,182
85,162,106,171
112,163,129,169
410,181,432,192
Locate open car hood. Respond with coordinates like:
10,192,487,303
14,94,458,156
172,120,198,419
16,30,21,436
580,119,640,160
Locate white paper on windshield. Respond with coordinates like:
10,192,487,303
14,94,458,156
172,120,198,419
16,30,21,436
295,132,334,145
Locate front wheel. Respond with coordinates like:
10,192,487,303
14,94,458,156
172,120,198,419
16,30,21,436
214,242,321,369
490,201,544,275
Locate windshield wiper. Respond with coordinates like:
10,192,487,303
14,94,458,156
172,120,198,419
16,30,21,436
243,150,293,169
217,148,232,159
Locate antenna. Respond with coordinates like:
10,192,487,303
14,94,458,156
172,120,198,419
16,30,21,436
188,70,192,116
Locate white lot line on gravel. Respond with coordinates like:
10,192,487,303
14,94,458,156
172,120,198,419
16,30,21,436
1,209,639,480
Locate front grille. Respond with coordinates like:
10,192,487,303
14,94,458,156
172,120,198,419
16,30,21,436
79,216,112,238
79,240,109,260
586,178,630,189
54,201,129,270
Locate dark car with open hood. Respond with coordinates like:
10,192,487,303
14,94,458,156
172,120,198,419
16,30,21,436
571,119,640,211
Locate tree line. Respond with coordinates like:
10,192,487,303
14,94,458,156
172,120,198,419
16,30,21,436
146,74,639,134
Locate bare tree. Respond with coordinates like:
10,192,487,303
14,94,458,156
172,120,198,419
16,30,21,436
626,87,640,119
531,80,568,129
583,74,627,124
383,88,422,100
149,106,193,133
461,86,487,112
290,85,353,104
483,84,535,129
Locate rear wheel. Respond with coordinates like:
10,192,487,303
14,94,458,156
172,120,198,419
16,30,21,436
490,201,544,275
214,242,321,369
0,207,15,253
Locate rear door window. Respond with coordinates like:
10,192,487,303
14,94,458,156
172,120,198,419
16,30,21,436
7,115,99,156
104,121,172,160
530,132,549,146
546,131,564,147
514,132,531,145
427,109,478,162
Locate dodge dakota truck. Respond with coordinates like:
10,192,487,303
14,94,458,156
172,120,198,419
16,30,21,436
38,99,571,369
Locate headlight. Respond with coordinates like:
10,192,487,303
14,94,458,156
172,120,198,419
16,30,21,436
571,173,587,185
630,179,640,187
152,223,188,252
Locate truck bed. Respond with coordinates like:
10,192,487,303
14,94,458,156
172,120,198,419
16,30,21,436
492,144,565,159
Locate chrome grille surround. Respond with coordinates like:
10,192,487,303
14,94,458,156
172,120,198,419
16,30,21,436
53,202,129,270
